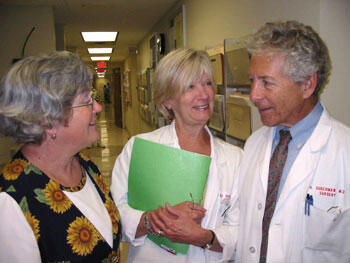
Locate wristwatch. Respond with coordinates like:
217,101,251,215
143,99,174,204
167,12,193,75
202,230,216,249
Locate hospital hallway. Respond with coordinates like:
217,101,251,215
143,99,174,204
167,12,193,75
82,101,129,263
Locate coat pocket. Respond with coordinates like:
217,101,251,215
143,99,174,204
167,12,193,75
302,206,350,262
211,192,232,227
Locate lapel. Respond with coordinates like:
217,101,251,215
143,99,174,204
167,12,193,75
275,110,332,210
203,128,221,210
157,121,180,147
258,127,275,194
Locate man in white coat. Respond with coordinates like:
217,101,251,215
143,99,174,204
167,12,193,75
235,20,350,263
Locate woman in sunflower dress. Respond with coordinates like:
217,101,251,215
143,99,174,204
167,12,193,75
0,51,121,263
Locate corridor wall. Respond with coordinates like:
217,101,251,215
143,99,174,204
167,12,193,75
127,0,350,139
0,5,56,169
0,5,56,76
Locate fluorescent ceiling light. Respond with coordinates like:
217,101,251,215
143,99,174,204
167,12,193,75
91,56,110,61
88,48,113,54
82,32,118,42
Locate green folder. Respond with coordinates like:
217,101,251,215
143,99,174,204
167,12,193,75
128,137,211,255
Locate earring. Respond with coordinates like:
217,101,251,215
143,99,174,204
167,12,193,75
166,108,174,122
50,133,57,140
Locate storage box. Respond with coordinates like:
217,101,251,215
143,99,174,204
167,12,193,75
226,93,262,141
210,54,224,86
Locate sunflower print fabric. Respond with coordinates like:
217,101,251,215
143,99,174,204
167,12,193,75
67,216,102,256
0,151,122,263
24,211,40,240
3,158,29,180
44,180,73,213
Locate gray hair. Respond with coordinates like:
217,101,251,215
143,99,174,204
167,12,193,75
153,48,216,118
247,20,331,97
0,51,92,144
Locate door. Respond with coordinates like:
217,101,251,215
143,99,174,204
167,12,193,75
113,68,123,128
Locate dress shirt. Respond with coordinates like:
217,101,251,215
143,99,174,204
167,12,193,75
272,102,323,199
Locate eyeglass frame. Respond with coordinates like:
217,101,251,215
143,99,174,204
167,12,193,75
71,97,94,109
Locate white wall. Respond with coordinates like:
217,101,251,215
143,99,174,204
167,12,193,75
0,5,56,168
181,0,350,126
320,0,350,125
184,0,320,49
0,5,56,76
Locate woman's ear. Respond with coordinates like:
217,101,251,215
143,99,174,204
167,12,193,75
163,99,172,110
162,99,175,121
46,128,57,140
302,72,318,99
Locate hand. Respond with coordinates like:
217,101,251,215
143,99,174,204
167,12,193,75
139,201,206,238
136,206,167,237
172,201,206,224
146,206,168,236
153,202,207,245
147,201,206,234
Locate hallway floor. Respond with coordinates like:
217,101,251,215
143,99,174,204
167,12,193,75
82,102,130,263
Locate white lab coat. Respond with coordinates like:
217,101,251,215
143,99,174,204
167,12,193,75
110,121,243,262
235,108,350,263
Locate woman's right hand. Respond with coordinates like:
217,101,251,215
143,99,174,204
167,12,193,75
135,209,163,237
135,201,206,238
149,201,206,229
149,201,206,234
151,203,212,247
172,201,206,224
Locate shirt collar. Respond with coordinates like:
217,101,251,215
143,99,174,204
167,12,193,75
275,101,323,147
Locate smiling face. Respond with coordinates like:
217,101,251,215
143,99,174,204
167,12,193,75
249,52,315,127
54,90,102,151
164,73,215,130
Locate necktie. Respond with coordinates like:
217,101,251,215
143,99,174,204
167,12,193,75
259,130,292,263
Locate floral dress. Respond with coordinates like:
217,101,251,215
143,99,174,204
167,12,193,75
0,151,121,263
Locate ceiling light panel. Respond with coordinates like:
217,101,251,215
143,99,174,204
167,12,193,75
91,56,110,61
88,48,113,54
82,32,118,42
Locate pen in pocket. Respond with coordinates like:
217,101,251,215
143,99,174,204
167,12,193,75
221,205,231,217
304,194,313,216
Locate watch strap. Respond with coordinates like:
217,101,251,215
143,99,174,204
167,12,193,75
202,230,215,249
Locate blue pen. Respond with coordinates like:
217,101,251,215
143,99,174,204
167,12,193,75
304,194,308,215
305,194,313,216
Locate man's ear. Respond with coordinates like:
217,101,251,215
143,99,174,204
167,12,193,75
302,72,317,99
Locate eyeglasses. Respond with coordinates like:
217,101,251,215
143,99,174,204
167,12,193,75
71,97,94,109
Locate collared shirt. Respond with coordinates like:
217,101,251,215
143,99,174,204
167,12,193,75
272,102,324,199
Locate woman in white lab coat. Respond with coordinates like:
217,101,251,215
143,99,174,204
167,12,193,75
111,48,242,262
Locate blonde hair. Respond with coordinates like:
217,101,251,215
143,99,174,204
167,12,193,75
153,48,216,117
